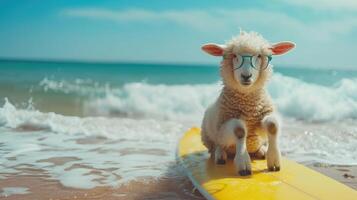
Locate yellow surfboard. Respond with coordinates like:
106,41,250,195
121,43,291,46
177,127,357,200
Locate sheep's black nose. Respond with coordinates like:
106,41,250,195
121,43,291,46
241,74,252,81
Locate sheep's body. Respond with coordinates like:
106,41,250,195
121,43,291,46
200,31,295,175
201,87,274,155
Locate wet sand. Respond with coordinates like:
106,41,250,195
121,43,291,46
0,174,204,200
1,165,356,200
308,164,357,190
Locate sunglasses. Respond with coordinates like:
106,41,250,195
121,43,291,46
225,54,272,70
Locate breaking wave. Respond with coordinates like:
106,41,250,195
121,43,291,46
38,73,357,122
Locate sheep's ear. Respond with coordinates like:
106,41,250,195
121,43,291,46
271,41,295,55
201,43,226,56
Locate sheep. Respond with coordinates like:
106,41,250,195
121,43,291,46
201,31,295,176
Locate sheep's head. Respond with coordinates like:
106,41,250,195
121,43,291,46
202,31,295,93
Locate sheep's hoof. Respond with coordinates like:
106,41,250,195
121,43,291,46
214,146,227,165
239,170,252,176
216,158,226,165
268,166,280,171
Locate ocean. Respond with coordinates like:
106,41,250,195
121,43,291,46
1,59,357,198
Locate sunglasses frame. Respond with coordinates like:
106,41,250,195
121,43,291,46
224,54,272,70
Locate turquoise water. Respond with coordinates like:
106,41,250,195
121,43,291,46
1,59,357,119
1,59,356,86
0,59,357,196
0,60,219,85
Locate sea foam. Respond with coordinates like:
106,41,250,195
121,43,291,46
0,99,184,189
269,74,357,121
1,72,357,189
0,187,30,197
0,100,357,190
71,73,357,122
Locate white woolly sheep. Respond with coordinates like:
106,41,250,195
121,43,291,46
201,31,295,176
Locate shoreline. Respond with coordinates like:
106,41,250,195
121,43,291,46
308,164,357,190
1,164,356,199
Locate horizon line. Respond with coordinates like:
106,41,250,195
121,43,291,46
0,57,355,71
0,56,216,67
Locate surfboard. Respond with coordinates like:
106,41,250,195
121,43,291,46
177,127,357,200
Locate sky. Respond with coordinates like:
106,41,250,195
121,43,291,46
0,0,357,69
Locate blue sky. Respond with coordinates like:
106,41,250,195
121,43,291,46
0,0,357,69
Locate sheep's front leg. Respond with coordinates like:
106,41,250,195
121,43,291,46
218,119,251,176
214,145,227,165
262,114,281,171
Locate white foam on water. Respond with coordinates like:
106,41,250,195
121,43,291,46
37,73,357,122
1,72,357,189
0,100,357,190
269,74,357,121
83,82,219,122
0,99,185,189
280,118,357,165
0,187,30,197
39,77,107,95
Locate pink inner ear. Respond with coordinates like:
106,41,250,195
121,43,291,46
202,44,224,56
271,42,295,55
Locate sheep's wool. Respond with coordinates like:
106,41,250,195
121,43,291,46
201,31,274,154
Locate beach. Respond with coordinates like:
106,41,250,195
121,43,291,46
1,60,357,199
0,161,355,199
